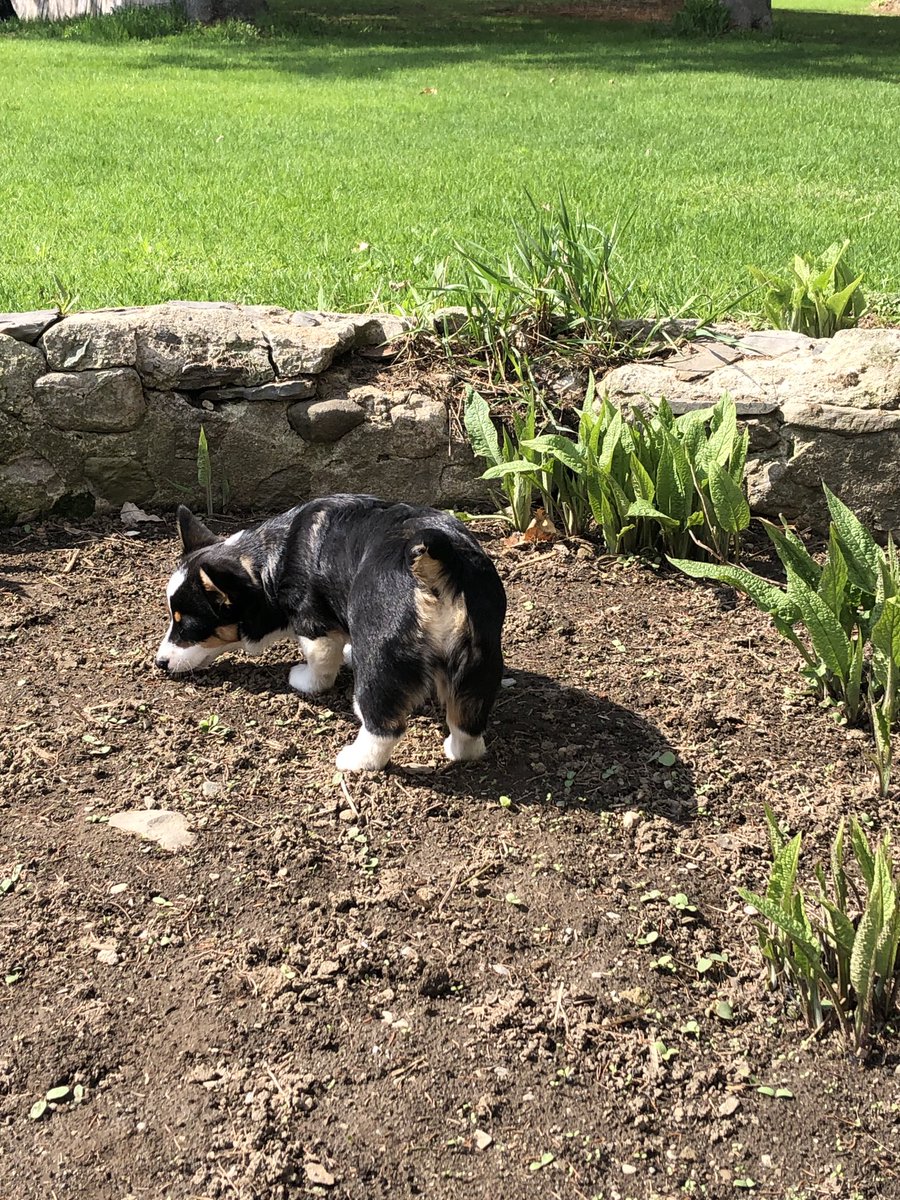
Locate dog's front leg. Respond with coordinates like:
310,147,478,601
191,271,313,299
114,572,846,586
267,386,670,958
288,632,347,695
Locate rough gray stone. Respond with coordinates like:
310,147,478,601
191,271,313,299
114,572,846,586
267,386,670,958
198,378,317,403
0,453,65,522
0,309,61,344
261,318,356,377
601,327,900,414
0,333,45,417
389,394,447,458
41,307,141,372
83,456,155,506
288,398,366,443
34,369,146,432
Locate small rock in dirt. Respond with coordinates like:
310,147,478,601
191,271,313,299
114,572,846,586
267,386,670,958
621,1163,637,1176
474,1129,493,1150
305,1162,335,1187
96,947,120,966
120,501,163,527
201,779,222,799
419,966,452,999
622,810,644,832
315,960,341,978
108,809,195,852
108,882,128,896
718,1095,740,1117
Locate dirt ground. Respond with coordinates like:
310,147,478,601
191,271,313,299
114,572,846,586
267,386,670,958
1,515,899,1200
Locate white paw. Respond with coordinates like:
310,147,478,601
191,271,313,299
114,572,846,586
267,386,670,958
342,643,353,667
336,729,398,772
288,663,329,695
443,732,486,762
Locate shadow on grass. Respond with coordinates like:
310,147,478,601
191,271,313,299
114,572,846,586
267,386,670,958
8,0,898,85
191,659,697,822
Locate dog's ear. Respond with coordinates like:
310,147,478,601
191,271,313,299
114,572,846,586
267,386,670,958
198,558,259,608
177,506,220,554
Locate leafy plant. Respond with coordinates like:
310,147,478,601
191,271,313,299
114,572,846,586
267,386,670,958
197,425,214,517
749,240,866,338
740,807,900,1054
672,0,731,37
443,192,633,378
671,487,900,794
465,384,750,555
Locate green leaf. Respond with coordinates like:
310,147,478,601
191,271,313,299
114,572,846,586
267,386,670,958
519,435,583,473
786,569,852,682
668,558,797,620
762,520,821,591
767,834,801,907
481,460,537,480
824,485,881,596
872,596,900,668
849,861,884,1029
739,889,822,973
707,460,750,535
197,424,211,489
627,499,679,529
629,452,655,503
29,1100,48,1121
655,439,685,524
464,389,502,466
703,393,738,469
817,529,848,619
850,819,876,890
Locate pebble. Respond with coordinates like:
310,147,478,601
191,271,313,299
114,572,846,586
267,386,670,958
474,1129,493,1150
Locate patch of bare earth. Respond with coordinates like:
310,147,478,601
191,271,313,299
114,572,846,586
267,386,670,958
1,518,898,1199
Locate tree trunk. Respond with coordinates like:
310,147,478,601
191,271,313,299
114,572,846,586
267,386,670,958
181,0,264,23
722,0,772,29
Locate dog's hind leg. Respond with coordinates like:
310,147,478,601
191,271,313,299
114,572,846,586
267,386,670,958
289,631,347,695
442,655,502,763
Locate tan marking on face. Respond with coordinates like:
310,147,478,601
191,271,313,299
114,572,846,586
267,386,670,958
199,567,231,605
173,610,182,624
200,623,240,649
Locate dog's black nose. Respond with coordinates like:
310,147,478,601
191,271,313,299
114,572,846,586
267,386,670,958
155,656,169,672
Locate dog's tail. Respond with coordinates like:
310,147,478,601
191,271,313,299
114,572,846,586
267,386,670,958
407,526,506,642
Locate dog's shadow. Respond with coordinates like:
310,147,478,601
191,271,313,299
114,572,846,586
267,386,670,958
200,660,695,823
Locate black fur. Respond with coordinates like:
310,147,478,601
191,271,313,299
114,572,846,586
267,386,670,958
158,495,507,764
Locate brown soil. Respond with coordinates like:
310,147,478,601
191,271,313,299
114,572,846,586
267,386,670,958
1,517,899,1199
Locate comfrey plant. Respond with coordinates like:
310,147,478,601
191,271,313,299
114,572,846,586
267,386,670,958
741,807,900,1055
464,383,750,560
749,240,866,338
672,488,900,795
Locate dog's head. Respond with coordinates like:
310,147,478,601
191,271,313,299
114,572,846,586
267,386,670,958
155,507,266,675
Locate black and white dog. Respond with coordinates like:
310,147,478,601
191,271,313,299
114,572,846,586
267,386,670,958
155,495,507,772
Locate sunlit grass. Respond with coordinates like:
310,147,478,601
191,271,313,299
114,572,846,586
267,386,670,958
0,0,897,314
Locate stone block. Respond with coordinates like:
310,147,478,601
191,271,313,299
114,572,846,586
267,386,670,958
34,368,146,432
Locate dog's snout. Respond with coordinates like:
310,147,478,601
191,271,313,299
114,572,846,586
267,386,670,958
155,656,170,673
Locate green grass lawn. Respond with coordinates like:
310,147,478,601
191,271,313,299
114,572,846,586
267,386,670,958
1,0,898,315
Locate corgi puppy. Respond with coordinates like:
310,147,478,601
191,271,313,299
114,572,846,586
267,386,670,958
155,495,507,771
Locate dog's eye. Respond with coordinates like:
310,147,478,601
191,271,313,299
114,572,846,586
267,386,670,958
173,611,182,624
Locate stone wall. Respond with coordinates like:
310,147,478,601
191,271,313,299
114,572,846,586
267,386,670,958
2,305,899,533
601,327,900,536
0,302,481,523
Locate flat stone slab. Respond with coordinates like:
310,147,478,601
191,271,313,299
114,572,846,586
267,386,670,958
602,327,900,414
198,378,317,402
0,309,61,344
108,809,196,851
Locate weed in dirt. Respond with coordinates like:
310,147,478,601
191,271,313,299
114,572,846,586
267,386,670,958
741,805,900,1055
749,239,867,338
674,485,900,796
